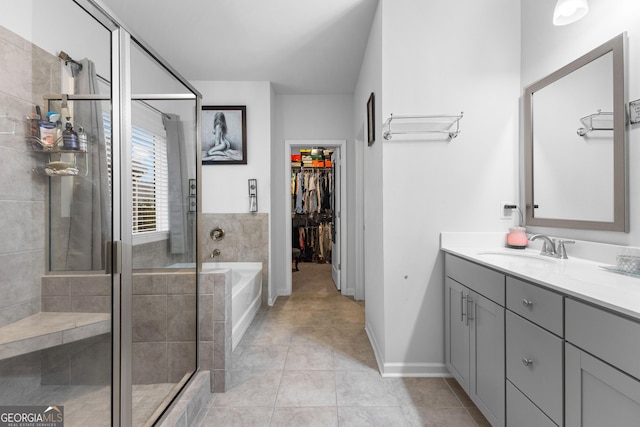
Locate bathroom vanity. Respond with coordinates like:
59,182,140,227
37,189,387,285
442,233,640,427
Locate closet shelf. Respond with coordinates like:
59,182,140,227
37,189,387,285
383,112,463,140
577,110,613,136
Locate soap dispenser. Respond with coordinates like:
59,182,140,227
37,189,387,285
505,205,528,249
62,118,79,150
506,227,528,249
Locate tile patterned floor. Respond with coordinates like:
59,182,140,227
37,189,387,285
198,263,491,426
7,383,175,427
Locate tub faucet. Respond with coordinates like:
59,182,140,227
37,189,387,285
210,248,221,259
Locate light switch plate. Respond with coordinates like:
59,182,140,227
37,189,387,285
630,99,640,124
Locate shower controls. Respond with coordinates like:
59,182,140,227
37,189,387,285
210,227,225,241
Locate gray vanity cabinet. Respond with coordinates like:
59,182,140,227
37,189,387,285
505,278,564,426
445,255,505,427
565,298,640,426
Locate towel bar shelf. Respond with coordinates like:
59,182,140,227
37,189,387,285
577,110,613,136
383,112,463,140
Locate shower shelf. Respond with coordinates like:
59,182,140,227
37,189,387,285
383,112,463,140
0,312,110,360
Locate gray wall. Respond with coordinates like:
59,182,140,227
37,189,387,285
0,25,58,327
202,213,269,304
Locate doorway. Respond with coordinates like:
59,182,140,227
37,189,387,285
284,140,347,297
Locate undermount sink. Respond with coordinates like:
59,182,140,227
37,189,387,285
476,250,556,264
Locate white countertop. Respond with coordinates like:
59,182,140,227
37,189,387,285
440,232,640,321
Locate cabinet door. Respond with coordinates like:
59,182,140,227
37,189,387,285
566,343,640,427
470,290,505,427
445,277,470,389
506,311,563,425
507,380,557,427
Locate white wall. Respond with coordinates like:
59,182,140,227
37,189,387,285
1,0,111,80
373,0,521,375
521,0,640,245
191,81,272,215
353,2,386,365
271,94,354,301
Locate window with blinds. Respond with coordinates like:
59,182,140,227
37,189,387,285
103,102,169,238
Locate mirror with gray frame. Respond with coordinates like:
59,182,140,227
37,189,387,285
524,33,627,231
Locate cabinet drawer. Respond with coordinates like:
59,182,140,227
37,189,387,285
507,277,563,336
445,254,505,305
506,311,563,425
566,298,640,380
507,380,558,427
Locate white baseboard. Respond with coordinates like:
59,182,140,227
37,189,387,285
341,287,355,297
379,362,450,377
365,321,451,378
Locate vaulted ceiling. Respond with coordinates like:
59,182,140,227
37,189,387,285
100,0,378,94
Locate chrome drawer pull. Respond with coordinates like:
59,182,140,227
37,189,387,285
461,294,466,322
521,358,533,367
522,299,533,308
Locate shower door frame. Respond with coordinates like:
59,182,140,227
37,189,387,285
73,1,203,426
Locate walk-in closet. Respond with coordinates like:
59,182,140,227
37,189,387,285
290,146,340,291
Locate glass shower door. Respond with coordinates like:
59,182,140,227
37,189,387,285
125,37,199,426
0,1,115,426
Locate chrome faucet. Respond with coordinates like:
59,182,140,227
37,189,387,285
529,234,575,259
529,234,556,256
210,248,221,259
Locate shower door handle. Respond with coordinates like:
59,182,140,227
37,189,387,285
112,240,122,274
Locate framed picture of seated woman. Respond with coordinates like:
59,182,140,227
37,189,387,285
201,105,247,165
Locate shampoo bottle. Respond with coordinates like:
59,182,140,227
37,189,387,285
62,119,79,150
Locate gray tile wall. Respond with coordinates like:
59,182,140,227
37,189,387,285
202,213,268,304
0,25,60,327
157,370,211,427
199,269,231,393
0,352,41,404
132,271,197,385
132,234,195,270
41,274,111,313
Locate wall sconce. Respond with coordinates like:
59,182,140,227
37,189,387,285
553,0,589,26
248,179,258,212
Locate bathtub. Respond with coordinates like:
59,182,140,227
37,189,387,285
202,262,262,350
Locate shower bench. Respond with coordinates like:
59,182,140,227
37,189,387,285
0,312,110,361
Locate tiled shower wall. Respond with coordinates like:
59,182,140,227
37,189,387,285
202,213,268,304
131,271,197,385
40,271,198,385
0,25,59,327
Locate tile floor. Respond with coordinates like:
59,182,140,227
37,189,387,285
7,383,175,427
198,262,490,426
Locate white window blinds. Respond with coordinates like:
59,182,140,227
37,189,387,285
103,101,169,236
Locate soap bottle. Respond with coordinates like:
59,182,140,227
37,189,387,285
77,126,88,152
62,118,79,150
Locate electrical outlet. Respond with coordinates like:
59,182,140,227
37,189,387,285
500,201,517,219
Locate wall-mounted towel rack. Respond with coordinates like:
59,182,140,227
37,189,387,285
383,112,463,140
577,110,613,136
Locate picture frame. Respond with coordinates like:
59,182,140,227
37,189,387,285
202,105,247,164
367,92,375,146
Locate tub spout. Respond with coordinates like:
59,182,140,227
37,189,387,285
210,249,221,259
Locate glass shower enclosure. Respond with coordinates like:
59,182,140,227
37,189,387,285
0,1,201,425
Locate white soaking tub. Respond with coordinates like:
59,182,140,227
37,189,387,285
202,262,262,350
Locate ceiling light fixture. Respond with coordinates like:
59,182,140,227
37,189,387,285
553,0,589,26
